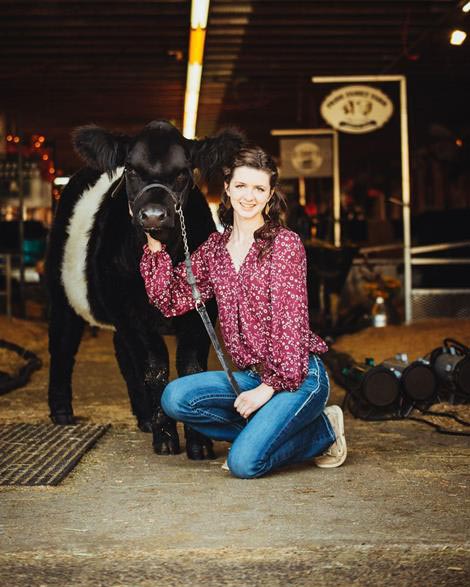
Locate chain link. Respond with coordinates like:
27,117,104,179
176,207,191,261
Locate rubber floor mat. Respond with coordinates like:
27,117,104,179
0,423,110,486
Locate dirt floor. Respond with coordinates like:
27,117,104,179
0,316,469,586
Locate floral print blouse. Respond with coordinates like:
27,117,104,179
140,227,327,391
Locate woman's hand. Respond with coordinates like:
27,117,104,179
234,383,275,418
146,232,163,253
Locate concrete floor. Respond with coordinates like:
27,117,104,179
1,325,469,586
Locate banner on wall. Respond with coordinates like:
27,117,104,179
320,85,393,134
280,136,333,178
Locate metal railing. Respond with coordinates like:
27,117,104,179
357,240,470,320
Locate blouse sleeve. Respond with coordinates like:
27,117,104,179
139,233,217,317
261,232,311,392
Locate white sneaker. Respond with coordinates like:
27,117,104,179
314,405,347,468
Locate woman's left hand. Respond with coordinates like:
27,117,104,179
234,384,275,419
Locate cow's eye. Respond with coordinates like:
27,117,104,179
126,168,138,177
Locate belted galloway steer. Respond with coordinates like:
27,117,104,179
46,120,244,458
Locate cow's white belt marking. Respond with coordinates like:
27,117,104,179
61,167,124,330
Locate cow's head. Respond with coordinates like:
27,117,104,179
72,120,244,241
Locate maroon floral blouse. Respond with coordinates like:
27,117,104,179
140,227,328,392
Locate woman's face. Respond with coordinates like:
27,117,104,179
225,166,272,222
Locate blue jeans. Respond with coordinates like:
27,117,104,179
161,354,335,479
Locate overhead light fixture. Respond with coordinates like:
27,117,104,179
186,63,203,94
462,2,470,13
191,0,210,29
450,29,467,45
183,0,210,139
183,64,202,138
189,28,206,65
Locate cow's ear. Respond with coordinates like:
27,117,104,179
189,128,245,181
72,125,131,176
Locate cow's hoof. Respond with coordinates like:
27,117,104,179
137,420,153,433
184,424,216,460
152,409,180,454
186,440,216,460
50,412,76,425
153,432,181,455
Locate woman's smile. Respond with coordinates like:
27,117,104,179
225,166,272,223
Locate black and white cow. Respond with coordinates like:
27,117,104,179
46,120,244,458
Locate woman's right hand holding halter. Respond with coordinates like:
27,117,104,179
145,232,163,253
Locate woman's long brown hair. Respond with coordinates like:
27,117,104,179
217,145,287,260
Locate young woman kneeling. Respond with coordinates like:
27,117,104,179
139,146,347,479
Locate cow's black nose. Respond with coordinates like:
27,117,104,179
138,205,168,227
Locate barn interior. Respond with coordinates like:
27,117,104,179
1,1,470,586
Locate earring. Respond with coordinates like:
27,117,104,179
264,201,271,216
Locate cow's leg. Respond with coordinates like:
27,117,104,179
48,292,85,425
113,330,153,431
174,302,217,460
146,352,181,456
113,327,180,455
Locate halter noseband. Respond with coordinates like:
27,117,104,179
132,181,184,211
111,167,193,212
130,168,195,212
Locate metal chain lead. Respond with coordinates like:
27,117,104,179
176,206,202,306
176,204,242,396
176,206,191,261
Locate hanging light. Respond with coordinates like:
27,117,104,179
462,2,470,14
183,0,210,139
191,0,210,29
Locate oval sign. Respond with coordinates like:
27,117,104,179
320,85,394,134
